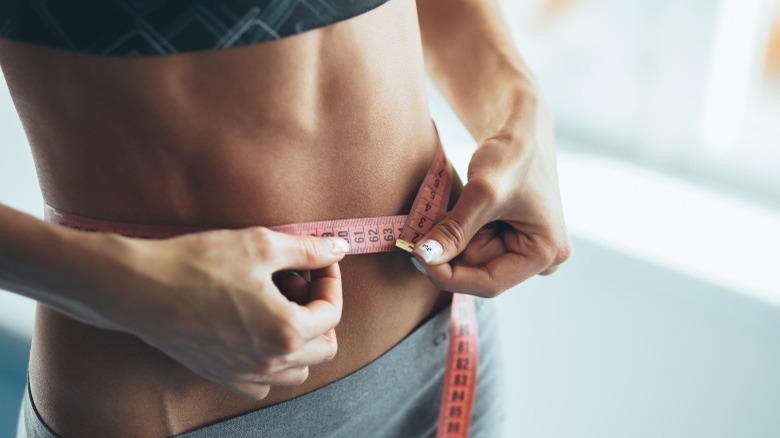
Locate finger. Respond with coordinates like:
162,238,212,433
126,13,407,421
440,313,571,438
425,251,548,297
272,270,307,288
236,330,337,377
233,366,311,387
280,328,338,368
242,330,338,378
287,264,343,341
281,270,311,305
223,381,271,400
457,236,506,267
263,229,350,271
413,236,504,276
412,179,495,265
263,366,310,386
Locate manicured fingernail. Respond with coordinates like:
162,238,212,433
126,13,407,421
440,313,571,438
415,240,442,263
410,257,428,276
330,238,350,255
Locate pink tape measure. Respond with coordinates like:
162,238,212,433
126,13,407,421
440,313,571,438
45,137,498,437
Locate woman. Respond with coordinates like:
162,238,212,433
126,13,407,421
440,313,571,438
0,0,570,436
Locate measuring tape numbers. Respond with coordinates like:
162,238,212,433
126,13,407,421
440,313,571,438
44,137,498,438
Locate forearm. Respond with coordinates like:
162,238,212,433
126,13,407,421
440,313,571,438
0,202,136,328
416,0,541,143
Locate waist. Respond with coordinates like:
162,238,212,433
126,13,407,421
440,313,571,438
28,121,461,436
36,115,441,230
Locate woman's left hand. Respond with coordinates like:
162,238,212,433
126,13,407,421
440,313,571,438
412,98,572,297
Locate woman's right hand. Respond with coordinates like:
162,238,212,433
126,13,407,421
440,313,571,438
96,227,349,400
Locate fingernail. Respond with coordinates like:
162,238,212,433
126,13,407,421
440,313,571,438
410,257,428,276
330,238,350,255
414,239,442,263
283,270,305,279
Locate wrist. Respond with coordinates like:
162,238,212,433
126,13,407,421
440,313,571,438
485,75,545,141
459,58,545,146
34,223,169,335
40,228,131,329
0,206,125,328
62,231,174,334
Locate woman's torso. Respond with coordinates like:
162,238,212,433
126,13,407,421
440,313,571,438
0,0,464,435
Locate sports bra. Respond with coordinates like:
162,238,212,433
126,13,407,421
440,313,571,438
0,0,392,56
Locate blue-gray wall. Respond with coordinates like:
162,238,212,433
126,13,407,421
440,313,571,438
0,333,28,436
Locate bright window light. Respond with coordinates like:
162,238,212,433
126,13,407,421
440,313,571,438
699,0,769,152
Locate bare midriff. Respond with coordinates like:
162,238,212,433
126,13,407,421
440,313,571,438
0,0,464,435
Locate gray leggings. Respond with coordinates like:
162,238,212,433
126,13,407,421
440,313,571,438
19,297,505,437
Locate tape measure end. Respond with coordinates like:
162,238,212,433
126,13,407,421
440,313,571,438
395,239,414,253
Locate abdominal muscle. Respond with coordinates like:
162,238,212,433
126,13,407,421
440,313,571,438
0,0,465,435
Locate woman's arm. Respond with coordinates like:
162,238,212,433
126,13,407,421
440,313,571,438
0,201,348,398
417,0,536,142
0,202,122,326
414,0,572,296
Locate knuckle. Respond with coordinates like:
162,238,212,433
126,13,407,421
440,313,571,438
324,335,338,361
272,316,304,354
253,359,275,375
468,177,500,206
535,236,560,268
557,239,574,265
543,235,573,269
482,290,498,299
249,227,273,258
541,247,558,268
258,385,271,399
245,384,271,400
227,381,271,400
483,283,506,299
434,219,467,249
293,367,310,385
300,237,322,265
251,227,272,244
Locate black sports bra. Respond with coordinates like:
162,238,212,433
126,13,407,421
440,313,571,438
0,0,392,56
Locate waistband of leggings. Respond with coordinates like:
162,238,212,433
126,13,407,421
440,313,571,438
22,298,496,438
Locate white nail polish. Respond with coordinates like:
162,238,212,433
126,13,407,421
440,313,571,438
410,257,428,276
416,240,442,263
331,238,350,254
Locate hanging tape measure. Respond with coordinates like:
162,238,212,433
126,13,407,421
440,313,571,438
44,137,498,438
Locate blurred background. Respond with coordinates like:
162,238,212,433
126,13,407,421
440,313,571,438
1,0,779,436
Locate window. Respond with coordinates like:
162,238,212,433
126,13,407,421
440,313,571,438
495,0,780,202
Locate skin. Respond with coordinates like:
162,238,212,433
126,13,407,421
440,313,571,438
0,0,571,436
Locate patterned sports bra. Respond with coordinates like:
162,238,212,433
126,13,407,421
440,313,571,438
0,0,392,56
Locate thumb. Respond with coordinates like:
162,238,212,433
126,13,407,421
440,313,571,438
263,229,350,271
412,182,492,265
